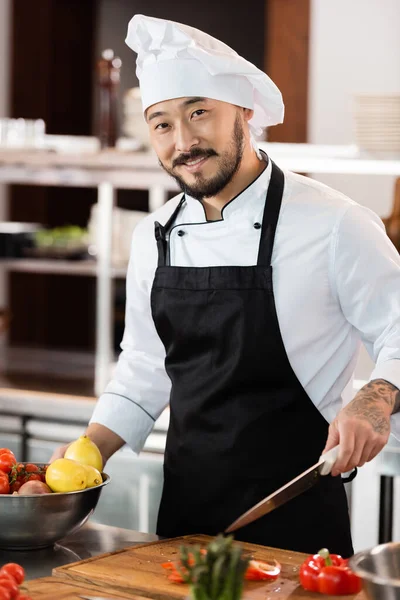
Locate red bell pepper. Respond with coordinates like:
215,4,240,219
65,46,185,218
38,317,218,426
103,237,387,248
299,548,362,595
245,559,281,581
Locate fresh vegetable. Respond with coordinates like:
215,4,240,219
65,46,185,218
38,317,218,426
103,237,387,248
0,562,26,600
162,535,248,598
8,462,47,489
244,559,281,581
0,473,10,495
162,543,280,587
0,446,101,495
0,450,15,459
0,453,16,475
0,576,19,599
0,563,25,585
18,481,52,495
299,548,362,595
0,588,11,600
162,535,255,599
45,458,87,493
65,435,103,472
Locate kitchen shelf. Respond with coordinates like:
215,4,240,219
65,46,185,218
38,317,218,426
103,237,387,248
0,258,127,278
1,139,399,397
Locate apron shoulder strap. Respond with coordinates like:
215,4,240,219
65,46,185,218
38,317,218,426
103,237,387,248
154,194,186,267
257,161,285,267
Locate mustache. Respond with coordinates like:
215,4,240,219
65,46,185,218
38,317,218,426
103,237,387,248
173,148,218,168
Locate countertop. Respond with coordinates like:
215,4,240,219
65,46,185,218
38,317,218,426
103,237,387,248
0,521,158,581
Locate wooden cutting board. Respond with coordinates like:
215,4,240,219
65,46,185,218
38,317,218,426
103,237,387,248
52,534,365,600
27,575,149,599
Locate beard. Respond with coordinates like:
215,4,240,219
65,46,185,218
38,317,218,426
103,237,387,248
159,114,245,200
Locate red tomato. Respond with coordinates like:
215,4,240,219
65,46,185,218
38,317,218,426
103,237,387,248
25,474,41,482
0,454,16,475
0,450,15,460
0,587,11,600
24,464,39,473
9,481,21,494
17,596,32,600
0,473,10,495
0,577,18,599
0,564,25,586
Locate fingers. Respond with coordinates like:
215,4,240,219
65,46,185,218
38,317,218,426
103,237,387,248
331,422,356,476
329,421,389,475
49,444,69,463
322,422,340,455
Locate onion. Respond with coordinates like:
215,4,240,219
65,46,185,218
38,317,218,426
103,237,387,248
18,481,52,495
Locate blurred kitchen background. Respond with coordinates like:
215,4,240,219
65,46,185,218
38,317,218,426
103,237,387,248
0,0,399,553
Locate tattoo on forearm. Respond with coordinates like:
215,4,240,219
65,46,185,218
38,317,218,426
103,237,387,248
344,379,400,436
361,379,400,414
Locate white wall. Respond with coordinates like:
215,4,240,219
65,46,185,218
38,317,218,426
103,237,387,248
308,0,400,219
0,0,11,310
308,0,400,552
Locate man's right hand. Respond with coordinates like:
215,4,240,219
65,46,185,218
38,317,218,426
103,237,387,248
49,423,126,465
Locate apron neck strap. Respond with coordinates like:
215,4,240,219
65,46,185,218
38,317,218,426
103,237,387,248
154,195,185,267
257,161,285,267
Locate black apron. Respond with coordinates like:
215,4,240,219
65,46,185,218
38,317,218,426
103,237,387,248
150,161,354,557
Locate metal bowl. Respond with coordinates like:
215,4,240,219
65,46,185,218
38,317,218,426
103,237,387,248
349,542,400,600
0,464,110,550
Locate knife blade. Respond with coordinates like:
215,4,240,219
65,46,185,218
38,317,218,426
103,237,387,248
225,445,339,533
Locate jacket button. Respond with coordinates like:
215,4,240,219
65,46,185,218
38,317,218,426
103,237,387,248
177,230,185,236
253,222,261,229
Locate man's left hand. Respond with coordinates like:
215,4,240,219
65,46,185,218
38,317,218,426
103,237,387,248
322,379,400,476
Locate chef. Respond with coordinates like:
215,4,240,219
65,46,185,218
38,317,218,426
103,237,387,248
52,15,400,557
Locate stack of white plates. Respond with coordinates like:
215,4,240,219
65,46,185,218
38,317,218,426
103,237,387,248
353,94,400,155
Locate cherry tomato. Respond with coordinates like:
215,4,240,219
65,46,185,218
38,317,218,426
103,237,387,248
0,586,11,600
25,474,41,482
0,564,25,585
9,481,21,494
24,464,39,473
0,576,18,599
0,454,16,475
0,474,10,495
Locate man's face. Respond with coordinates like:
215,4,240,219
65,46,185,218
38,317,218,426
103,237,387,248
146,97,246,200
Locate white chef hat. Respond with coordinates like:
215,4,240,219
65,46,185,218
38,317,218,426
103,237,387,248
125,14,284,141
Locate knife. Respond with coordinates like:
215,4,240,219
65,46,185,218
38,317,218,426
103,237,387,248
225,445,340,533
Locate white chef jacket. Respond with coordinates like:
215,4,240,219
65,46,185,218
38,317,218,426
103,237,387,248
90,157,400,452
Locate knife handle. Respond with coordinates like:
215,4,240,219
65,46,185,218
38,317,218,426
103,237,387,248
319,445,340,476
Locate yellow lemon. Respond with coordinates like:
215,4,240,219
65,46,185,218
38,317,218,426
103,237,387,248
83,464,103,488
46,458,87,493
65,435,103,472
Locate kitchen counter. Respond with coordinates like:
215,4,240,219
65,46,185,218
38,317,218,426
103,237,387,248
0,521,158,581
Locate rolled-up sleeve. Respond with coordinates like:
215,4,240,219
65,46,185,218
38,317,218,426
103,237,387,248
332,203,400,437
90,220,171,453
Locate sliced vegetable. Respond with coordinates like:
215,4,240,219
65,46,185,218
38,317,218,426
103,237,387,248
299,548,362,595
162,552,280,583
245,559,281,581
